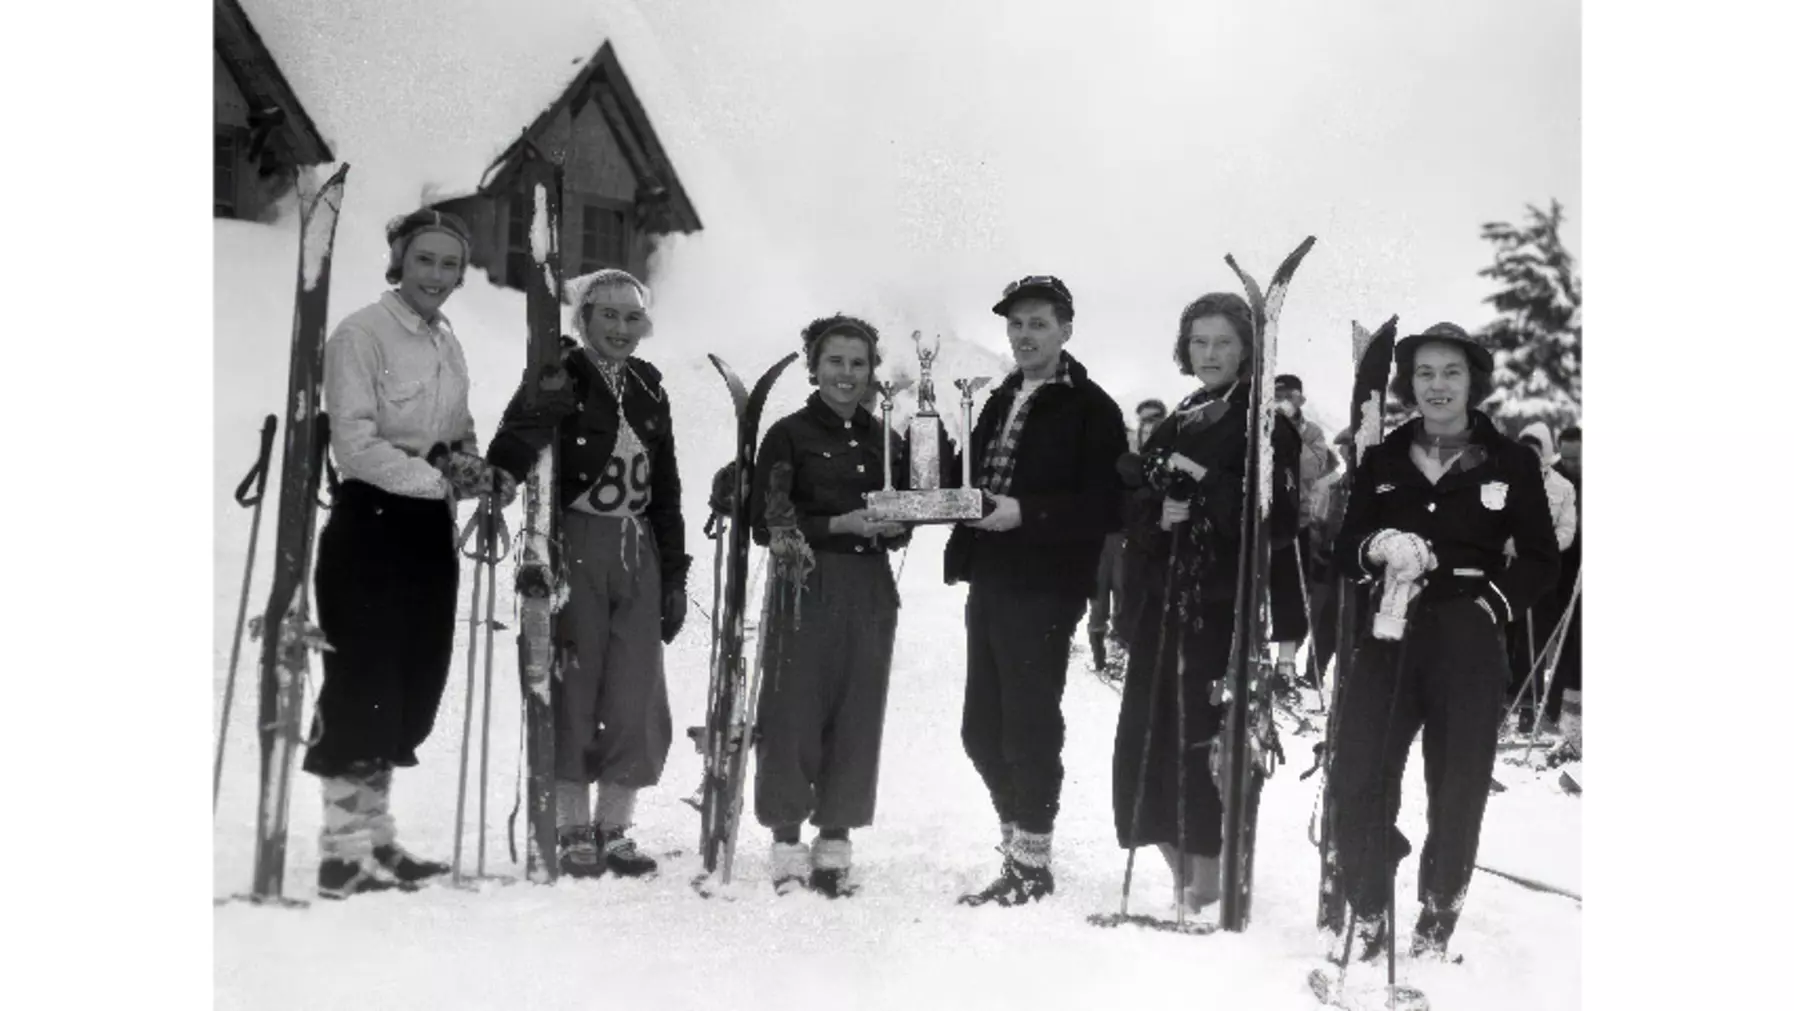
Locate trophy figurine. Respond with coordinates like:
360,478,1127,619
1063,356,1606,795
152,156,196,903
864,332,989,524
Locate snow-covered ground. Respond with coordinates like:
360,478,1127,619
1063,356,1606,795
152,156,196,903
212,210,1579,1010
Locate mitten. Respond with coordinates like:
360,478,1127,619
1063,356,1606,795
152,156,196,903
661,587,688,644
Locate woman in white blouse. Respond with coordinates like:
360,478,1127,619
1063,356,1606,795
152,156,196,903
300,209,513,900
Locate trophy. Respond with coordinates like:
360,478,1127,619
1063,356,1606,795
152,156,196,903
864,332,990,523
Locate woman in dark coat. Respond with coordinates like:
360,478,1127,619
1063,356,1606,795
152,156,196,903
1324,323,1559,964
1110,291,1301,915
748,315,913,897
486,268,690,881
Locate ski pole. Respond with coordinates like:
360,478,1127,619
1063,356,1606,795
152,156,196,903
1292,543,1323,696
1522,571,1582,766
450,494,492,886
475,499,512,876
1117,532,1182,919
216,415,278,814
1501,575,1579,727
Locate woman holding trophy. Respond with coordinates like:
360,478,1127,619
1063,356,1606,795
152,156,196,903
747,314,921,898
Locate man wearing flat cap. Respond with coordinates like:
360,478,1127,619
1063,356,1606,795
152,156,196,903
942,275,1129,907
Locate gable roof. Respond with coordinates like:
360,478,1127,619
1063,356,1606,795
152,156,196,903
476,41,701,235
213,0,334,166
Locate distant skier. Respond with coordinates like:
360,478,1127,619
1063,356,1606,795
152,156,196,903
486,268,690,881
1087,398,1169,666
1109,292,1301,916
1505,421,1579,731
942,275,1130,906
1326,323,1560,963
1269,374,1339,695
747,315,914,897
303,208,509,900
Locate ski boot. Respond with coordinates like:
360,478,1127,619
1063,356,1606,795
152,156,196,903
770,841,810,895
958,857,1054,907
1325,908,1388,967
810,837,856,898
317,857,419,900
557,825,607,880
373,842,449,885
598,827,658,878
1411,898,1464,963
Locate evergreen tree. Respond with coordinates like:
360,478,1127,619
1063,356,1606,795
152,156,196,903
1476,200,1582,434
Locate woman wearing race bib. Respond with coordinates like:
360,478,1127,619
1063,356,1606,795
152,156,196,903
487,269,690,881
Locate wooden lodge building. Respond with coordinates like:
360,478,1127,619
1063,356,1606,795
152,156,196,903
213,0,701,291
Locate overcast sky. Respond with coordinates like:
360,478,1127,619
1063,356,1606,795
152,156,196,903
629,0,1580,427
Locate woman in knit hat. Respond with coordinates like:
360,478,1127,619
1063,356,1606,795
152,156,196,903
486,268,690,881
1109,291,1302,919
1323,322,1560,965
303,207,514,900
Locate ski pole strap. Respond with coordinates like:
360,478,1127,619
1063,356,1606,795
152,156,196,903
703,511,723,539
459,499,512,563
234,414,279,508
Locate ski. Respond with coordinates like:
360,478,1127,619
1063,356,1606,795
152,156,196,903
1216,236,1316,932
1314,315,1398,935
513,146,565,884
246,163,350,905
695,351,799,887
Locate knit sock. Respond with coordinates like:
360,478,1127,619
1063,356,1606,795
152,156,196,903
593,780,638,832
362,766,396,847
1010,828,1052,869
772,824,803,845
817,827,849,842
555,780,591,828
320,776,375,862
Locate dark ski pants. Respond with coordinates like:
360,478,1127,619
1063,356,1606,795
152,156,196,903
554,512,671,788
304,481,459,778
754,551,900,831
1269,529,1310,644
1545,595,1581,722
1330,593,1509,928
1111,597,1233,856
961,578,1085,835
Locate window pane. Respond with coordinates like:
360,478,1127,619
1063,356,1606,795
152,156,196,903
508,192,530,248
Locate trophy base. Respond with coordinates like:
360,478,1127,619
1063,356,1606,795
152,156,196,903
864,488,985,524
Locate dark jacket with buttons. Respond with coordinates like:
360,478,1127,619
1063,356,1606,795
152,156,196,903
940,352,1130,598
750,393,916,555
487,338,690,590
1332,411,1558,623
1113,381,1303,644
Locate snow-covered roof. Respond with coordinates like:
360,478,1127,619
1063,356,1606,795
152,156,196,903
237,0,701,227
214,0,333,165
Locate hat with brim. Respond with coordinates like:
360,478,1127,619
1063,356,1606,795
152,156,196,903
992,275,1075,318
1394,322,1494,372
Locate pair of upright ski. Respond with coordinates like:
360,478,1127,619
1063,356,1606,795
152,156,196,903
1090,237,1314,937
213,163,350,908
692,352,798,894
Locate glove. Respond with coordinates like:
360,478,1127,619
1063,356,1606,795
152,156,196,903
661,586,688,644
429,446,494,501
709,461,738,516
1365,529,1434,581
1160,497,1191,530
491,467,519,510
512,363,580,426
